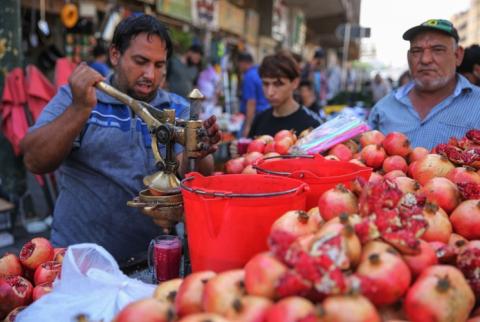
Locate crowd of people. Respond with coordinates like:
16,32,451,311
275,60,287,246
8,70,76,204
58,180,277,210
18,14,480,262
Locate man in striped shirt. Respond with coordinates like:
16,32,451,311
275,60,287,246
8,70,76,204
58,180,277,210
368,19,480,150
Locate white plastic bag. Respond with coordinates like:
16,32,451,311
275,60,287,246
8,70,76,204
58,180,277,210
17,243,156,322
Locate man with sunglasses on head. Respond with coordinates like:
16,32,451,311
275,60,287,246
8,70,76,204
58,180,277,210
368,19,480,150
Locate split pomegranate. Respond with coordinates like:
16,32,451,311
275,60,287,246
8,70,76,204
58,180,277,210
318,184,358,221
175,271,216,317
360,144,386,169
268,210,322,260
320,295,381,322
420,203,452,243
33,261,62,286
113,298,174,322
382,155,408,173
409,146,429,163
411,154,455,185
457,240,480,298
420,177,460,214
317,222,362,268
402,240,438,278
0,254,23,278
428,241,456,264
356,250,411,306
225,296,272,322
32,282,52,301
3,306,26,322
382,132,412,157
404,265,475,322
359,130,385,147
0,276,33,317
450,199,480,240
19,237,54,271
202,269,246,316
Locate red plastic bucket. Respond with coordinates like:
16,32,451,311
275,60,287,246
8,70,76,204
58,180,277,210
180,172,309,272
254,154,372,209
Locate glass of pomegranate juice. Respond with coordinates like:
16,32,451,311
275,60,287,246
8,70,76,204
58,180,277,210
148,235,182,282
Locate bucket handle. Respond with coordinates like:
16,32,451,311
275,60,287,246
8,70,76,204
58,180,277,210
253,154,320,176
180,176,306,198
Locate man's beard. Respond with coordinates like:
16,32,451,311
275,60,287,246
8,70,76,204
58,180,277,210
414,74,452,92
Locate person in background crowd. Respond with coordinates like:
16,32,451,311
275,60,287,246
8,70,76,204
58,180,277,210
368,19,480,149
248,51,322,138
237,52,270,137
166,44,203,98
371,73,391,103
301,49,328,105
457,44,480,86
88,42,111,77
298,79,322,115
20,15,220,262
397,70,412,87
197,60,221,120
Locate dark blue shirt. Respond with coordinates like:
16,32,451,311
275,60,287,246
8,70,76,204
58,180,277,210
240,65,269,115
88,61,111,77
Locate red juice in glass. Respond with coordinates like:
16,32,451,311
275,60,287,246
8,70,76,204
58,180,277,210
148,235,182,282
237,138,252,155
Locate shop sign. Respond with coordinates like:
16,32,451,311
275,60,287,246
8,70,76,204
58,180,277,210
244,9,259,44
290,10,306,53
156,0,192,22
218,0,244,36
192,0,218,30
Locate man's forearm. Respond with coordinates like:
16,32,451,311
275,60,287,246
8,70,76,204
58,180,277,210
242,100,257,136
21,106,91,174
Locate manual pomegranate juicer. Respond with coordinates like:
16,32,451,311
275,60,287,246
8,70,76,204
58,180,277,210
95,81,206,229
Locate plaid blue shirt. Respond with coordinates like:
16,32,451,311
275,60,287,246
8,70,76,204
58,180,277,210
368,75,480,149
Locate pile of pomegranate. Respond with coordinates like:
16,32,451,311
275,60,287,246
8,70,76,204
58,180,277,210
0,237,65,321
112,129,480,322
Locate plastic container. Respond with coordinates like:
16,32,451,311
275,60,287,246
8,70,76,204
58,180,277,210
254,154,372,209
180,172,309,272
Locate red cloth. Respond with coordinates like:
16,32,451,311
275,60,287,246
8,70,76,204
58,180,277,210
1,68,28,156
54,57,77,89
25,65,55,122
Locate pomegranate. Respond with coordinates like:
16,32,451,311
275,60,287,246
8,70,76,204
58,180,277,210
411,154,455,185
420,177,460,214
404,265,475,322
344,139,359,154
360,144,386,169
409,146,429,163
177,313,228,322
225,157,245,174
328,143,353,161
320,295,381,322
243,152,263,166
257,134,274,144
402,240,438,278
264,296,315,322
360,240,393,261
382,132,412,157
446,166,480,185
384,170,407,181
0,254,23,278
241,165,257,174
421,203,452,243
407,160,418,177
263,151,280,159
274,130,296,142
317,223,362,268
33,261,61,286
32,282,52,301
368,172,383,183
324,154,340,161
268,210,322,260
153,278,183,303
175,271,216,317
19,237,54,271
429,241,456,264
225,296,272,322
275,137,294,155
393,176,420,194
244,252,288,299
53,247,66,264
247,139,266,154
383,155,408,173
450,199,480,239
202,269,246,315
264,142,276,154
356,250,411,306
114,298,174,322
318,184,358,221
349,159,367,167
457,240,480,298
359,130,385,147
3,306,26,322
0,276,33,317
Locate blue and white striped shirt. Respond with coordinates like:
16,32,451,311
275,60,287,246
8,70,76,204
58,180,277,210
368,75,480,149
